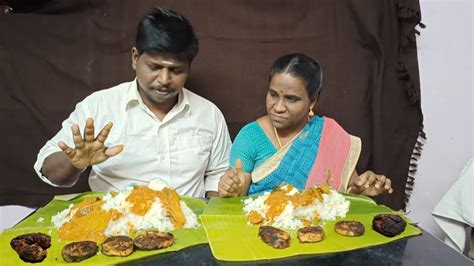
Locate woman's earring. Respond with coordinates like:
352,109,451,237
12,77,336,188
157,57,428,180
308,109,314,117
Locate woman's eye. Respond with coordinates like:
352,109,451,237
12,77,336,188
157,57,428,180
286,97,299,102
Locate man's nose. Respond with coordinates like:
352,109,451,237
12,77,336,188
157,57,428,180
157,69,171,85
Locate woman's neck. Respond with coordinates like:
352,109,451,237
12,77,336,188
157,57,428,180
258,116,307,149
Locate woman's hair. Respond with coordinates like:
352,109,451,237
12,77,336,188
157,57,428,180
135,7,199,62
269,53,323,100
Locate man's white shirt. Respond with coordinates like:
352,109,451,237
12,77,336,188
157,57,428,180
34,80,231,197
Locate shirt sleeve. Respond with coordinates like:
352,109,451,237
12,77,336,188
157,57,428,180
33,100,92,187
203,109,232,192
229,123,257,174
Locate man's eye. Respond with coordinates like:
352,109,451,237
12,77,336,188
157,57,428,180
172,68,184,74
148,65,158,71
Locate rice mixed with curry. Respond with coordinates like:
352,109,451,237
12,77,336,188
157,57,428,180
51,180,199,242
243,184,349,229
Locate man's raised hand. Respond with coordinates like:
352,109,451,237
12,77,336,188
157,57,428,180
57,117,123,170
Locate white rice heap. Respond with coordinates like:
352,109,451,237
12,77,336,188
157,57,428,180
243,184,350,229
52,179,199,237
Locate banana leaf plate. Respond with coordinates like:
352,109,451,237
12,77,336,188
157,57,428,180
0,192,208,265
200,194,422,261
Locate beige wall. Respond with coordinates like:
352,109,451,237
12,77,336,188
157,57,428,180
407,0,473,239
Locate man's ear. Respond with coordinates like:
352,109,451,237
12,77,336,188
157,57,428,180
131,47,139,70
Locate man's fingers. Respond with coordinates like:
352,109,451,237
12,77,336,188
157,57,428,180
104,145,124,157
83,118,95,143
96,122,113,144
58,141,75,158
71,124,85,149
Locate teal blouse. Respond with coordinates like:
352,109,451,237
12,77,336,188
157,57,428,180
229,122,277,173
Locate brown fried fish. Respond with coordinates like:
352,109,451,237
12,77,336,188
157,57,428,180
134,231,174,250
10,233,51,263
258,226,290,249
101,236,134,257
297,226,325,243
61,241,98,262
372,214,407,237
334,221,365,236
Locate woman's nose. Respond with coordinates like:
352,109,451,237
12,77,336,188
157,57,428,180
274,99,286,113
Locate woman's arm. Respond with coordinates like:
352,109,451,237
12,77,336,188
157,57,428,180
347,169,393,196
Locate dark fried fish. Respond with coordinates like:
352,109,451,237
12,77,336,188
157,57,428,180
334,221,365,236
101,236,134,257
372,214,407,237
61,241,98,262
258,226,290,249
297,226,325,243
134,231,174,250
10,233,51,263
10,233,51,250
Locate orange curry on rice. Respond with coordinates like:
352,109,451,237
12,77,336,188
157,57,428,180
58,186,186,242
247,184,331,226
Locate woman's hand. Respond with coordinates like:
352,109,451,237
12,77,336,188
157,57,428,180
348,170,393,196
218,160,250,197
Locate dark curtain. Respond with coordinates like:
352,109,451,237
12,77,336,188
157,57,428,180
0,0,424,210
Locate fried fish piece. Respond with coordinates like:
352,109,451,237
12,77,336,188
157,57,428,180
10,233,51,263
334,221,365,236
10,233,51,250
61,241,98,262
372,214,407,237
258,226,290,249
297,226,325,243
101,236,134,257
133,231,174,250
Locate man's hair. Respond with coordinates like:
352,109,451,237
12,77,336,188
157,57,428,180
269,53,323,100
135,7,199,62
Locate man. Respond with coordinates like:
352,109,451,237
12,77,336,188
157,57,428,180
34,7,231,197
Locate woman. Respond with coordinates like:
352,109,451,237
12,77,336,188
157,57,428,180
218,53,392,197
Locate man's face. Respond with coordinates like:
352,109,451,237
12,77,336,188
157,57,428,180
131,48,190,107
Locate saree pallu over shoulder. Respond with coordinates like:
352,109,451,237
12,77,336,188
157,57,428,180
249,116,361,195
305,118,361,192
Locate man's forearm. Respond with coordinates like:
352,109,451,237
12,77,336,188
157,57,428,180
41,152,85,187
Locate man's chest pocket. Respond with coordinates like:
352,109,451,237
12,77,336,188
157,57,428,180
175,135,212,152
103,133,158,169
173,135,213,175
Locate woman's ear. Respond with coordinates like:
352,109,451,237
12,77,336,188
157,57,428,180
310,97,317,110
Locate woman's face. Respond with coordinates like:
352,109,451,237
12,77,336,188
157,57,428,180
266,73,315,130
